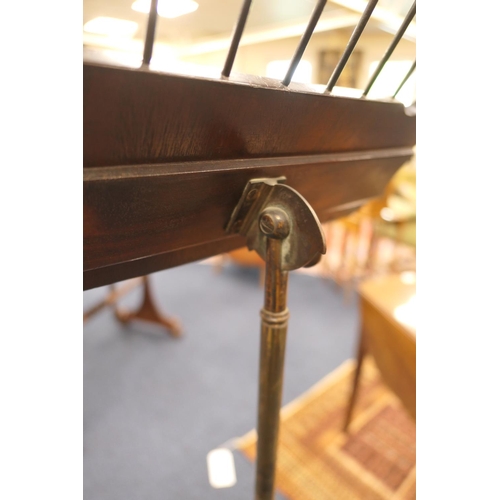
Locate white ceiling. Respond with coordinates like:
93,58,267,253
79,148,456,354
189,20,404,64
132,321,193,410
83,0,416,53
84,0,343,43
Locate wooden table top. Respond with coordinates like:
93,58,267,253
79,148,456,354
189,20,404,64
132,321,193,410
358,272,416,336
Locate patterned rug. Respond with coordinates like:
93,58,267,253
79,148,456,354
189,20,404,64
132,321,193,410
237,358,416,500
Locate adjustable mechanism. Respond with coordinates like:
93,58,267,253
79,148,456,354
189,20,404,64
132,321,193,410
226,177,326,500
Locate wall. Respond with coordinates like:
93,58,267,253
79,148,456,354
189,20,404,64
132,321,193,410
180,30,416,90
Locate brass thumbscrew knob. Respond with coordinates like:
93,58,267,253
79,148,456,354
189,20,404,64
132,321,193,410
259,207,290,240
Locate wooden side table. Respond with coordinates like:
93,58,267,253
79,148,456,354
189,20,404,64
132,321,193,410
344,272,416,430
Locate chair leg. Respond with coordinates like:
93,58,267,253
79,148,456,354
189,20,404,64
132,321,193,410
343,330,366,432
83,278,143,323
115,276,182,337
364,220,378,275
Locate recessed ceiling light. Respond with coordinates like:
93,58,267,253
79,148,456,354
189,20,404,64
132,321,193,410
84,17,138,37
132,0,199,19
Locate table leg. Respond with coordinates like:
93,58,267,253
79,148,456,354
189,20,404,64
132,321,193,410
343,329,366,432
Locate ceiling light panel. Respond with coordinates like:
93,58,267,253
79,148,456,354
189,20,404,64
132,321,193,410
131,0,199,19
84,17,138,37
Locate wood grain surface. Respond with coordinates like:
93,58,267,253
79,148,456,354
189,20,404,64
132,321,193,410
84,63,416,167
83,63,416,289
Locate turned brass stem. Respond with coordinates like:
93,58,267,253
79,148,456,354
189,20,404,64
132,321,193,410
255,209,290,500
225,180,326,500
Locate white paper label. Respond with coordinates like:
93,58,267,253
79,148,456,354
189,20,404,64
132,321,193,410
207,448,237,489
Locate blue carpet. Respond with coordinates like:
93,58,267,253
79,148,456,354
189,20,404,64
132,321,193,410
83,262,359,499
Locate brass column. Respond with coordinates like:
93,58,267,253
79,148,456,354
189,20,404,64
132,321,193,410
255,209,290,499
225,178,325,500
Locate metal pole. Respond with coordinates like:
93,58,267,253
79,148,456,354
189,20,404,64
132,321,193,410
142,0,159,67
393,60,416,98
324,0,379,93
363,0,416,97
255,209,290,499
221,0,253,77
225,179,326,500
281,0,327,87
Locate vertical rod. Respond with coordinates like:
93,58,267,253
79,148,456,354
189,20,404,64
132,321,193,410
221,0,253,77
255,237,289,500
362,1,416,97
282,0,327,86
142,0,159,67
393,60,416,98
324,0,379,93
343,329,366,432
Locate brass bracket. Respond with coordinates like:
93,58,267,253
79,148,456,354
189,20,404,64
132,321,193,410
225,177,326,270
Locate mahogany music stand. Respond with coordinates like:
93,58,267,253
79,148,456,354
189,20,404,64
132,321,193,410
83,1,416,498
